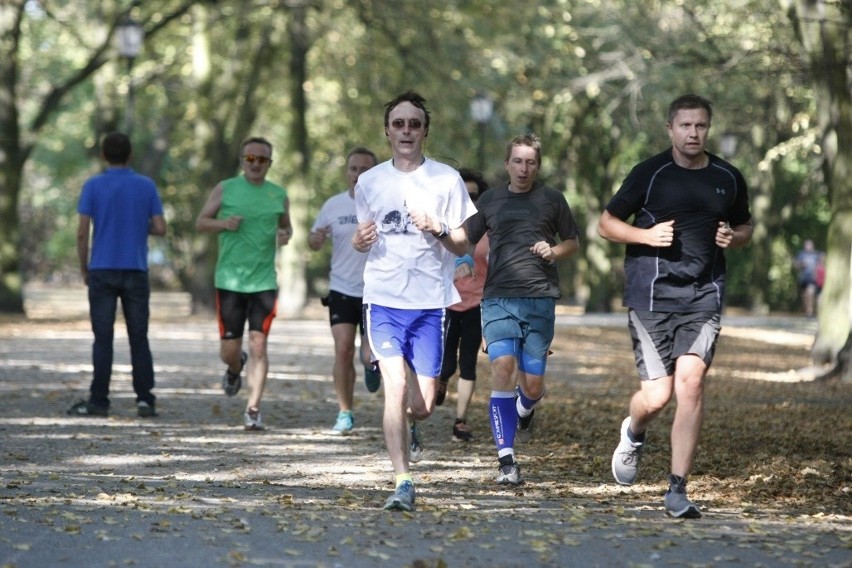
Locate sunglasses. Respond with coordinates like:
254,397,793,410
243,154,272,165
389,119,424,130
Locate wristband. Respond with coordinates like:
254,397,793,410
455,254,474,269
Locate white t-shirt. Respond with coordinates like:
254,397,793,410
310,190,367,297
355,158,476,309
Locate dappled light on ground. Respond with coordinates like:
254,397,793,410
0,316,848,567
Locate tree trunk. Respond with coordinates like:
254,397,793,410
0,4,26,312
276,4,312,319
0,160,25,313
788,0,852,374
0,2,198,313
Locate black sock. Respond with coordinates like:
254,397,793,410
498,455,515,466
627,427,645,444
668,474,687,488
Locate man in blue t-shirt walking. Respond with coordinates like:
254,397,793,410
68,132,167,418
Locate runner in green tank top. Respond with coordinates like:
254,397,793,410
197,137,293,431
215,175,285,293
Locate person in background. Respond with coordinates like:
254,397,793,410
308,146,380,435
794,239,821,317
352,91,476,511
466,134,581,486
196,136,293,431
68,131,166,418
436,168,490,442
599,94,753,518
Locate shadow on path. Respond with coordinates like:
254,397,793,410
0,315,847,568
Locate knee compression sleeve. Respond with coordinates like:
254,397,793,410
487,338,519,361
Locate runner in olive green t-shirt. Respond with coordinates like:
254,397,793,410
197,137,293,431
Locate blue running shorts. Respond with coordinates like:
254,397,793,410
481,297,555,374
364,304,446,378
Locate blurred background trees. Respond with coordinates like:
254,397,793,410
1,0,848,375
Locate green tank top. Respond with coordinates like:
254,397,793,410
215,175,286,293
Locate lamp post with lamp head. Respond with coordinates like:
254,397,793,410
719,131,738,160
470,93,493,173
115,18,143,136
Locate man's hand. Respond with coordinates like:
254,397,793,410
308,227,329,249
715,221,734,248
352,220,378,252
408,210,439,235
529,241,556,261
223,215,244,232
645,220,675,247
277,227,293,246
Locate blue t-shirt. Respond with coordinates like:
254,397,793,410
78,167,164,271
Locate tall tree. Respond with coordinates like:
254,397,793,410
785,0,851,380
0,0,200,312
170,2,291,312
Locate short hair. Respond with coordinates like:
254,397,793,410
241,136,273,155
504,133,542,165
459,168,488,194
667,94,713,124
101,131,132,165
383,91,431,131
347,146,378,165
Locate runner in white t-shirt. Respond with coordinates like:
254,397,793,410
351,92,476,512
309,147,379,436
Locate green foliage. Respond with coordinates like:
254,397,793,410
9,0,836,314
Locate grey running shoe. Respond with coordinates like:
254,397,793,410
612,416,644,485
665,478,702,519
409,422,423,463
244,407,264,431
136,401,158,417
383,480,416,511
496,461,522,485
223,351,247,397
516,409,535,443
514,386,536,443
364,363,381,393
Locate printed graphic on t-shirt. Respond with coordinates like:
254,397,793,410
380,200,412,234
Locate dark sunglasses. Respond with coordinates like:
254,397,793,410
243,154,272,165
389,119,424,130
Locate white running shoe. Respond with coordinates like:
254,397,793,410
612,416,644,485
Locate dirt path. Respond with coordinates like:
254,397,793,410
0,314,848,568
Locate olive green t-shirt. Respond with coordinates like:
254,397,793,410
215,175,286,293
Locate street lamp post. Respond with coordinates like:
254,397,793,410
470,93,493,173
719,131,738,160
115,19,144,136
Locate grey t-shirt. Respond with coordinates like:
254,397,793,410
467,183,579,299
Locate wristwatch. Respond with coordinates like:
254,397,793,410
433,222,450,240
